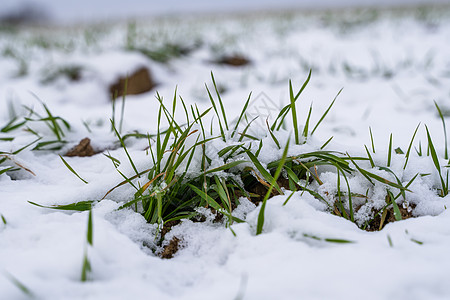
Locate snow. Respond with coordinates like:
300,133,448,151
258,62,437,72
2,6,450,300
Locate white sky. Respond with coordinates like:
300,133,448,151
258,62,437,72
1,0,449,24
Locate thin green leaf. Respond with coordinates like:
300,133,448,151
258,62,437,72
59,155,88,184
87,209,93,246
111,119,139,177
204,160,247,175
266,119,280,149
4,272,35,298
387,190,402,221
320,136,334,150
387,133,393,167
311,88,341,135
302,104,313,140
246,150,282,194
434,101,448,160
28,200,95,211
232,92,252,138
369,127,375,153
256,139,289,235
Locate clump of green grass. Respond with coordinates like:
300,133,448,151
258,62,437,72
125,21,198,63
96,71,427,236
0,98,71,152
40,64,84,84
24,72,450,240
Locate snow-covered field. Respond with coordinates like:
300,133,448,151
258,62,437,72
1,5,450,300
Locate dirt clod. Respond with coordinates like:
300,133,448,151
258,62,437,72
160,237,181,259
160,220,181,240
65,138,96,157
109,66,156,99
216,55,251,66
366,204,415,231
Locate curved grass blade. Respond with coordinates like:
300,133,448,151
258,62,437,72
59,155,88,184
246,150,282,194
425,125,448,196
111,119,139,177
28,200,95,211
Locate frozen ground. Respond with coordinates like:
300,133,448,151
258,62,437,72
1,6,450,300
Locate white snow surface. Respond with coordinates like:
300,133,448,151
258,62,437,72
2,7,450,300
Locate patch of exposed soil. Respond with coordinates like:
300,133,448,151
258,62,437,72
366,204,415,231
216,55,251,66
109,66,156,99
160,220,181,240
65,138,96,157
160,237,181,259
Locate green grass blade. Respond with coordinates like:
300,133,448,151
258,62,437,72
81,252,92,282
0,166,15,176
341,170,354,222
369,127,375,153
246,150,282,194
282,191,296,206
87,209,93,246
425,125,447,195
111,119,139,177
59,155,88,184
387,190,402,221
232,92,252,138
210,72,229,131
238,116,258,142
1,118,27,133
302,104,313,140
387,133,393,167
4,272,35,298
204,160,247,175
266,119,281,149
256,139,289,235
403,123,420,170
311,88,341,135
28,200,94,211
205,79,226,140
348,154,409,191
289,80,300,144
364,145,375,168
320,136,334,149
434,101,448,160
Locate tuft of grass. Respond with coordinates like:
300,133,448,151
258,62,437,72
21,72,450,237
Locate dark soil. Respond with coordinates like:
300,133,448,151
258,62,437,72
109,66,156,99
65,138,96,157
216,55,251,67
160,237,181,259
366,204,415,231
160,220,181,240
